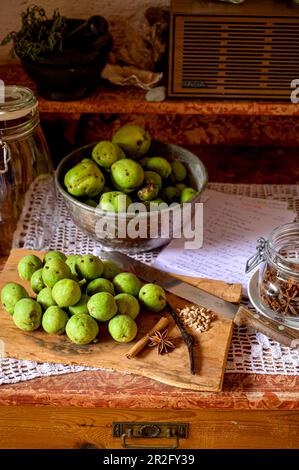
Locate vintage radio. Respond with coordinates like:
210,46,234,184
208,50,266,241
168,0,299,100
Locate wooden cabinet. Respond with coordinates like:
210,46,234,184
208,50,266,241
0,361,298,449
0,407,298,449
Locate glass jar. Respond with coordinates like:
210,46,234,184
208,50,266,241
0,86,54,255
246,222,299,322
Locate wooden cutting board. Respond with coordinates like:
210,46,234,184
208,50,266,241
0,249,234,391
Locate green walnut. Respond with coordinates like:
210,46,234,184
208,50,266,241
92,140,126,169
84,199,98,208
87,292,118,322
145,198,167,211
52,279,81,308
42,306,68,335
30,268,45,294
138,283,167,312
113,272,142,297
65,254,81,279
171,161,187,182
64,159,105,198
108,314,138,343
42,259,71,288
112,124,151,159
66,313,99,345
150,198,165,204
146,157,172,179
69,294,90,316
111,159,144,193
102,260,121,280
18,254,43,281
175,183,187,195
86,278,115,296
144,170,162,190
102,185,113,194
180,187,198,203
1,282,29,315
139,156,150,167
75,255,104,280
161,186,179,203
99,191,132,213
114,293,140,320
44,251,67,263
37,287,56,310
13,298,42,331
137,183,159,202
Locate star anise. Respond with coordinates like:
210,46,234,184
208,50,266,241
148,329,176,354
261,266,299,317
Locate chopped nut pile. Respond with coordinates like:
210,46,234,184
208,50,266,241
177,305,216,332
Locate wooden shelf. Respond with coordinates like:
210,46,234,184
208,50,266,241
1,65,299,116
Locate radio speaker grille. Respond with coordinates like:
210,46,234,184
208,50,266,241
169,15,299,99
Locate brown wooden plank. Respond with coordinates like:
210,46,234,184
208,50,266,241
1,369,299,409
172,273,242,303
0,249,234,392
2,65,299,116
0,406,298,449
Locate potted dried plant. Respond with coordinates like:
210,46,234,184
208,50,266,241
1,6,113,100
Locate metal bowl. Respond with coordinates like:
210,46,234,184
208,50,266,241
55,141,208,253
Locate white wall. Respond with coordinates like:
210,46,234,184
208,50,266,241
0,0,169,62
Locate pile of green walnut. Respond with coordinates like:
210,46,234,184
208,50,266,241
1,251,167,345
64,124,198,212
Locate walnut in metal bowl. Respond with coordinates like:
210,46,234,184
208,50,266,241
55,141,208,253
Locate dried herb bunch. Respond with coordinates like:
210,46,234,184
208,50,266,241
1,5,67,61
260,265,299,317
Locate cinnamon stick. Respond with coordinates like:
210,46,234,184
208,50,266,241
126,316,169,359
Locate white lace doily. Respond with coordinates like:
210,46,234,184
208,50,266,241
0,180,298,384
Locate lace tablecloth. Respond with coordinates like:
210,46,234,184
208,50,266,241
1,181,298,384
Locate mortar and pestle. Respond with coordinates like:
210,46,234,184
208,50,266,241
21,16,113,101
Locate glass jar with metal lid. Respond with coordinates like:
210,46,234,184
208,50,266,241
246,222,299,324
0,85,54,254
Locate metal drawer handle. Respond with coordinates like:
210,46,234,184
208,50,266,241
113,422,188,449
121,429,179,449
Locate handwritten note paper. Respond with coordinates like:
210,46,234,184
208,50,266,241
154,190,296,289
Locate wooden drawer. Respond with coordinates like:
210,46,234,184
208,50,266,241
0,407,298,449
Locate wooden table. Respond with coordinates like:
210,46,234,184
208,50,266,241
0,255,298,449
